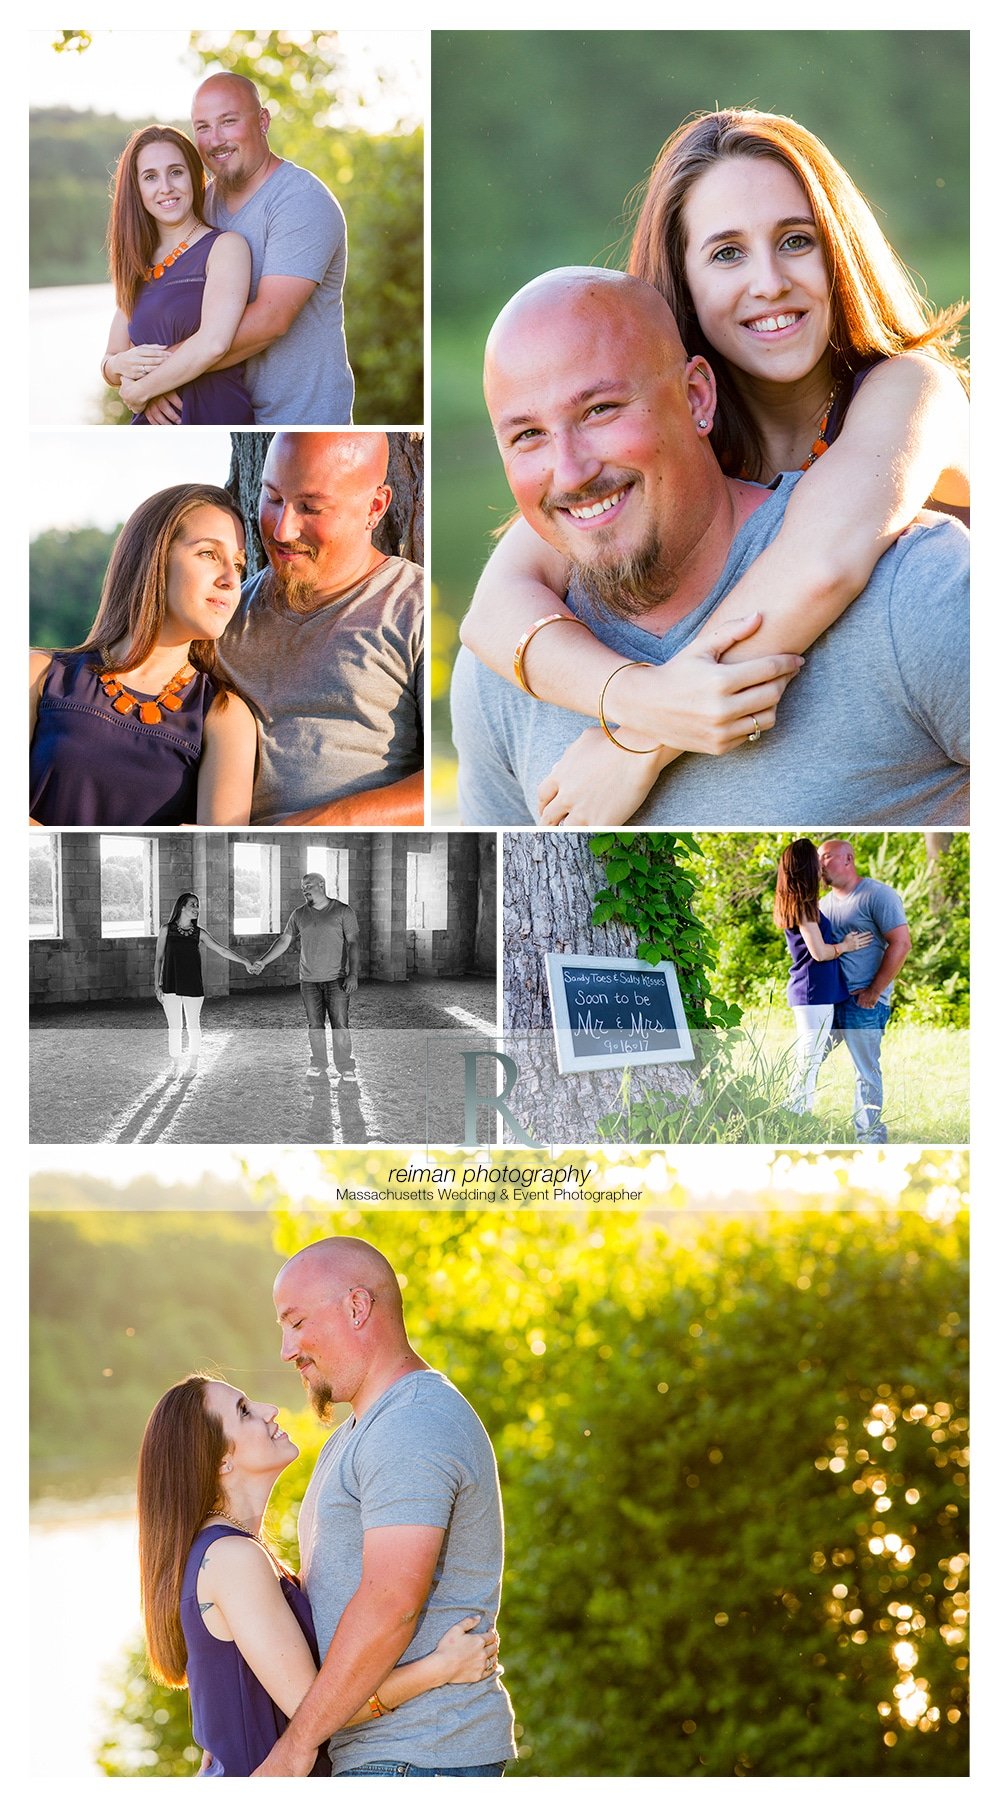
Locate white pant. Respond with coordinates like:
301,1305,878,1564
161,993,204,1062
788,1003,833,1113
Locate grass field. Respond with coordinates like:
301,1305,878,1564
598,1012,969,1146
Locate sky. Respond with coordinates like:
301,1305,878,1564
29,28,426,135
30,430,234,534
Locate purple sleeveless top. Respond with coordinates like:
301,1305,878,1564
181,1524,331,1778
785,912,849,1007
30,649,217,826
128,230,255,426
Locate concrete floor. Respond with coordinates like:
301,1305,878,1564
30,979,498,1146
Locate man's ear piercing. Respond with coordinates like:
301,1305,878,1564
698,419,709,430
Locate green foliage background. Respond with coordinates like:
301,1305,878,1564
31,1154,969,1777
30,30,422,422
429,29,970,810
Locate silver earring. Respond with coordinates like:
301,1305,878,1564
697,419,709,430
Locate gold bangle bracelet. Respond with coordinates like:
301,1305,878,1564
598,661,657,753
512,613,588,698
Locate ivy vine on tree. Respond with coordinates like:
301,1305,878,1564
588,831,740,1031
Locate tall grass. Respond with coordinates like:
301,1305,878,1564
596,1013,968,1145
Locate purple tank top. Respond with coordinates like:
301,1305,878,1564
128,230,255,426
785,912,849,1007
181,1525,331,1777
30,649,217,826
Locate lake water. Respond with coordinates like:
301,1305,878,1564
31,284,118,426
31,1499,142,1777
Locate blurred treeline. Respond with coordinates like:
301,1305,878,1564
30,31,422,421
429,30,970,801
690,831,969,1028
31,1155,969,1776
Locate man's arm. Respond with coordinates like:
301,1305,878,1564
342,913,361,994
253,1524,445,1777
277,771,425,827
854,923,912,1009
209,273,318,369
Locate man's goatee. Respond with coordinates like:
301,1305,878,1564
569,533,678,620
261,564,318,616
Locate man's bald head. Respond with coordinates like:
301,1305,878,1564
484,266,688,411
259,433,392,607
275,1236,402,1314
483,267,721,616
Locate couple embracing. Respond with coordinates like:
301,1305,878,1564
138,1237,516,1777
102,72,352,426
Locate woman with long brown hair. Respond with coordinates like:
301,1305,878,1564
137,1377,500,1777
100,125,254,425
460,106,968,826
772,837,872,1115
29,483,257,825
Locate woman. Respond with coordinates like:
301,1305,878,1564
772,838,872,1116
137,1376,500,1777
154,894,251,1078
101,125,254,425
29,483,257,826
460,107,969,826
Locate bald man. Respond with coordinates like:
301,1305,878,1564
145,73,353,425
817,839,911,1142
257,1238,516,1778
217,433,424,825
451,267,969,827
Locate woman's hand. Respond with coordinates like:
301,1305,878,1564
430,1616,500,1686
608,619,803,754
107,344,170,383
538,726,668,826
840,930,874,952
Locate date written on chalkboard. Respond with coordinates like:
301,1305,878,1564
544,954,694,1074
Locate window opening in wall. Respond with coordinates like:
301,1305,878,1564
306,844,350,903
29,832,62,939
100,835,157,938
407,846,448,930
233,841,281,934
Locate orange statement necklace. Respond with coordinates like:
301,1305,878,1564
145,239,191,281
99,662,195,725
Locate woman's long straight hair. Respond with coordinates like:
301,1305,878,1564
136,1375,227,1686
165,892,199,931
773,838,822,930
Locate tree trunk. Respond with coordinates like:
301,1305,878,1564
225,431,424,575
501,833,693,1144
924,831,955,912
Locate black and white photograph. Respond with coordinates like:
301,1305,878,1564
29,829,497,1145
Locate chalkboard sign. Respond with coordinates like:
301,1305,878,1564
544,953,694,1075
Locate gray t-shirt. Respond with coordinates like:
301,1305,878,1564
451,474,969,827
298,1370,517,1773
819,876,908,1001
206,159,354,424
217,558,424,824
285,897,358,983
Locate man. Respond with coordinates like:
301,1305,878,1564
253,872,360,1078
145,72,353,424
451,268,969,827
818,839,911,1142
216,431,424,825
257,1237,516,1777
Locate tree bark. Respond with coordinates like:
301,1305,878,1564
501,833,693,1144
225,431,424,575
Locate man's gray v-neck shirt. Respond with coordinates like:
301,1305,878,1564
452,473,969,827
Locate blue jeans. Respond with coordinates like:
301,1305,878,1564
827,997,891,1141
300,979,353,1073
339,1761,507,1778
